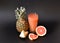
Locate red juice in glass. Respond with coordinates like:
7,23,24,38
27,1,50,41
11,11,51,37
28,13,38,32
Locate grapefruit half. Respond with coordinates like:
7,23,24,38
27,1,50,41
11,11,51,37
28,33,38,40
36,26,47,36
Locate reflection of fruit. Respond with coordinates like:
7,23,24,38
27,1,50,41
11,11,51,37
29,33,38,40
28,13,38,32
36,26,47,36
15,7,29,32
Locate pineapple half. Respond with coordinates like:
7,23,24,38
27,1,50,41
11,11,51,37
15,7,29,32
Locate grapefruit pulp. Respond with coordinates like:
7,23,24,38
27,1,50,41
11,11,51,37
29,33,38,40
36,26,47,36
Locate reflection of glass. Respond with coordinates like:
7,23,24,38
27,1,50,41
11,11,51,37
28,13,38,32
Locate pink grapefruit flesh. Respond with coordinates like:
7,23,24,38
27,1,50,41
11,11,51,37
29,33,38,40
36,26,47,36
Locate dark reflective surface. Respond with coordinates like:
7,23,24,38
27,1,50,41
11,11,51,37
0,0,60,43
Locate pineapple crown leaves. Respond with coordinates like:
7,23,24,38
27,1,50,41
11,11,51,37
15,7,26,19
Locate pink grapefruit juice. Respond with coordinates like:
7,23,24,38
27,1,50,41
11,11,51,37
28,13,38,32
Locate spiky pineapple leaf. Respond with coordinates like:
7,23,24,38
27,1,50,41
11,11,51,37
15,7,26,20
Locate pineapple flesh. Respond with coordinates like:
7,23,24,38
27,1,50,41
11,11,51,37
15,7,29,32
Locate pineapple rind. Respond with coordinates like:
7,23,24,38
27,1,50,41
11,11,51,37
16,18,28,32
15,7,29,32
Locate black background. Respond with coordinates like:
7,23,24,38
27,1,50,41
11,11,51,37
0,0,60,43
